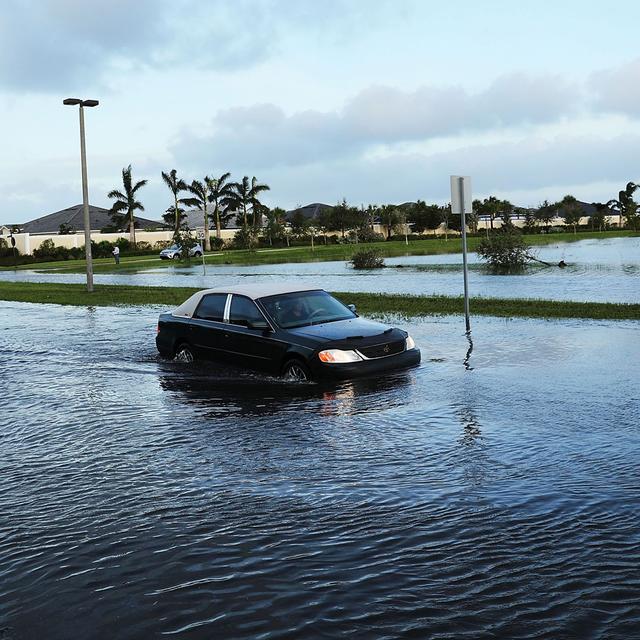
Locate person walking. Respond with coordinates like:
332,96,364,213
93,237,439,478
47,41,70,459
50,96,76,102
112,245,120,265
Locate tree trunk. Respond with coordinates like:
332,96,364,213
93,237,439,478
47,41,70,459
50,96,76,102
174,194,179,234
129,210,136,247
203,201,210,251
215,206,222,239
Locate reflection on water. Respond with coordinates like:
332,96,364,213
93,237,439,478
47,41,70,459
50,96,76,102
1,301,639,639
2,237,638,303
158,362,418,418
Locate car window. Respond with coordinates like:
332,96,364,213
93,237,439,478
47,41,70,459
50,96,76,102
193,293,227,322
229,295,266,328
260,290,355,329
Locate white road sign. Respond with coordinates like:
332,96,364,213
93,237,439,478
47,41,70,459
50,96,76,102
450,176,472,214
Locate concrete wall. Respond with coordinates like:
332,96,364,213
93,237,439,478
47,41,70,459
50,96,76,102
1,216,622,255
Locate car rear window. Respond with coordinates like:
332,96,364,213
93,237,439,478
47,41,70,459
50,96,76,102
194,294,227,322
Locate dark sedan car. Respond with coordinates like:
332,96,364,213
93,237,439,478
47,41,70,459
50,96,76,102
156,284,420,381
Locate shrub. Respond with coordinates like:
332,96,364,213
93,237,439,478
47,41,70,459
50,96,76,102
210,236,225,250
232,227,259,250
350,249,385,269
477,229,531,271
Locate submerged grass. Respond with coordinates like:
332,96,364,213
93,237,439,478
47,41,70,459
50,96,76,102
2,230,637,273
0,281,638,321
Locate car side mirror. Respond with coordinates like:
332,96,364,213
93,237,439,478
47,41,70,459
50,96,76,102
347,303,357,314
248,319,271,331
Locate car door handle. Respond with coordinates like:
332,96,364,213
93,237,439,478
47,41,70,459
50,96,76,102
224,333,230,338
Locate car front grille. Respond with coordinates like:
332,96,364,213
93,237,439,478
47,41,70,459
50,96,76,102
358,339,405,359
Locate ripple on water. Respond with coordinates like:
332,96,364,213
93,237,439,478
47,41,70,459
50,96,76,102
0,304,639,638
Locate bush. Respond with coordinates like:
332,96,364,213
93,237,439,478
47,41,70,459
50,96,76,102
350,228,385,243
232,227,259,250
477,229,531,271
209,236,225,250
350,249,385,269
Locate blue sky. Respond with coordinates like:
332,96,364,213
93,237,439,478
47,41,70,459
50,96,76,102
2,0,640,224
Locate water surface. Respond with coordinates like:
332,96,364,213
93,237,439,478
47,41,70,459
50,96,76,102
1,302,639,638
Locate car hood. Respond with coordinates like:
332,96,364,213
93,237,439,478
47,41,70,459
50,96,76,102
287,317,395,341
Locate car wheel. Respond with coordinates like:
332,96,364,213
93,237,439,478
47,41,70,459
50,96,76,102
193,251,202,257
282,359,311,382
175,344,195,363
172,253,180,260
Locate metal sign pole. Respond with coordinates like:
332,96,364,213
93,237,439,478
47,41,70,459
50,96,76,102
451,176,471,332
458,177,471,332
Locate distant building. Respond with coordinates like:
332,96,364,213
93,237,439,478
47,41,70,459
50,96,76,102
285,203,332,221
14,204,167,235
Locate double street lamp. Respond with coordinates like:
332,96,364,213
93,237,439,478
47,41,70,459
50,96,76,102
63,97,99,292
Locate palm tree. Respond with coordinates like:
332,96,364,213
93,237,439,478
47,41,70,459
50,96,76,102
229,176,251,228
249,176,271,229
184,178,212,251
228,176,271,229
608,181,638,228
379,204,399,240
208,172,236,240
107,165,148,246
161,169,189,234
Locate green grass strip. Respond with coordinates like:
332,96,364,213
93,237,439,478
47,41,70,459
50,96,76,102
2,230,637,273
0,281,637,321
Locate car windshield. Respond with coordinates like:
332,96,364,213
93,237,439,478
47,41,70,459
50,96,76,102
168,244,180,250
260,290,355,329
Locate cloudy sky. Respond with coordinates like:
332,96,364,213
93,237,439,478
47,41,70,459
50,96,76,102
2,0,640,224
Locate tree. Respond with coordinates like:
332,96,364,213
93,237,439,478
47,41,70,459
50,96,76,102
408,200,442,233
108,165,148,246
499,200,514,228
227,176,271,228
522,208,537,233
207,172,236,241
161,169,190,234
328,198,358,239
474,196,502,230
590,203,609,231
163,205,186,231
535,200,557,230
378,204,400,240
477,228,532,271
290,210,310,238
558,194,582,234
608,182,639,229
263,207,287,245
183,178,212,251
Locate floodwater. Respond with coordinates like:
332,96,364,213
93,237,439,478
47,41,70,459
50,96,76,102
2,237,639,303
1,301,639,639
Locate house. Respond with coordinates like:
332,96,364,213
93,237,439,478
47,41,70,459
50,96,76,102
16,204,166,234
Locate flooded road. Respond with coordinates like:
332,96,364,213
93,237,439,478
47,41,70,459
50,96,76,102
2,236,639,303
1,302,639,639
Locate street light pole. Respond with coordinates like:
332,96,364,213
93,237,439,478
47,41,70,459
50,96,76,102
64,98,99,292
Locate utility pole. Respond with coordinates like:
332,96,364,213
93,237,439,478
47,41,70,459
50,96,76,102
64,98,99,292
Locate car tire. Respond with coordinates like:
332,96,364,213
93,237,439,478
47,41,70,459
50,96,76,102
175,343,195,363
282,358,311,382
193,251,202,257
172,253,180,260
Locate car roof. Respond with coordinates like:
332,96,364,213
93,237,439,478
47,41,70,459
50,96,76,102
171,283,324,317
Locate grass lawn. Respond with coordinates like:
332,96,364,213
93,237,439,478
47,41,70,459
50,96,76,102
2,230,636,274
1,281,638,321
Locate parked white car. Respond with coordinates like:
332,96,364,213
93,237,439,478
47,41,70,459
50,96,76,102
159,243,203,260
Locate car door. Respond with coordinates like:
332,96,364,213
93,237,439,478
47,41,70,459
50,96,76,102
189,293,229,360
223,295,288,373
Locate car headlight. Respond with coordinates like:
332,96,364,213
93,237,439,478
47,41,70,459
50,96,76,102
405,335,416,350
318,349,363,363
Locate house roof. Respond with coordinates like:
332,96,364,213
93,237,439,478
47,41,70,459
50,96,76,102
286,203,332,220
18,204,166,234
182,209,243,230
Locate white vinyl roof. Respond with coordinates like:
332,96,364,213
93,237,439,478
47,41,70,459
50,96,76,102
172,283,323,317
